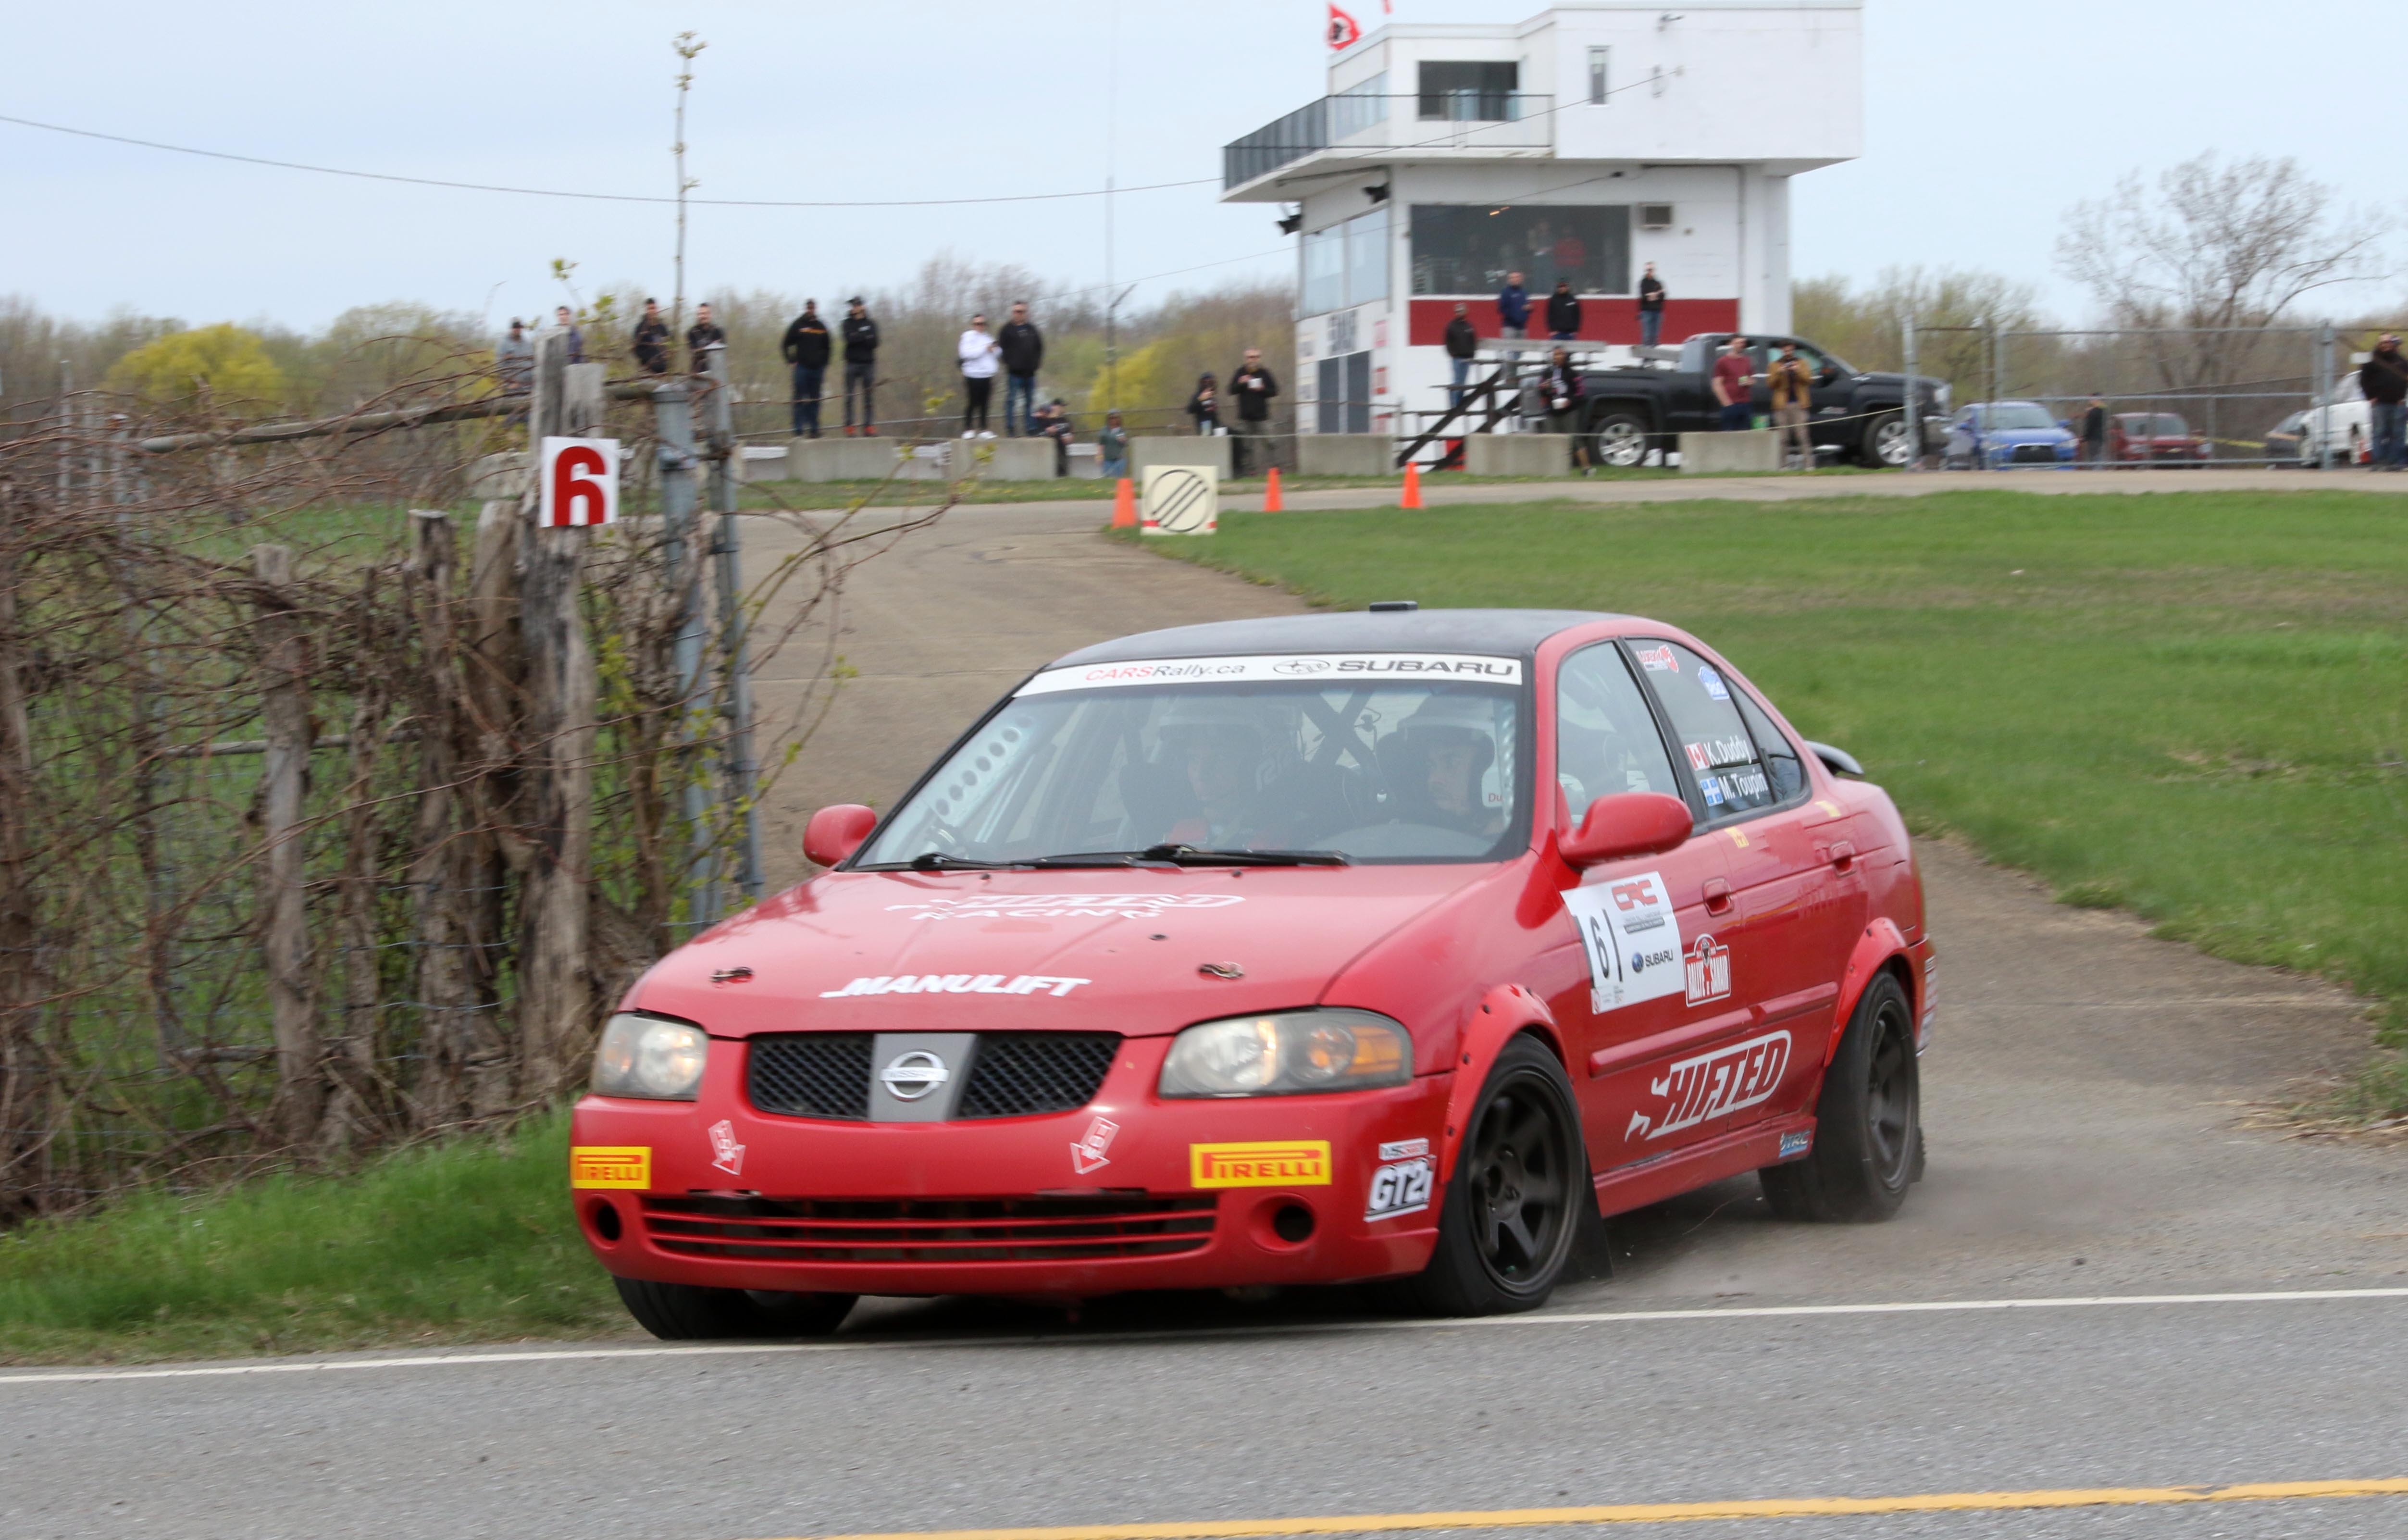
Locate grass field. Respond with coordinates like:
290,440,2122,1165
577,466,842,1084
0,1114,625,1364
1134,488,2408,1112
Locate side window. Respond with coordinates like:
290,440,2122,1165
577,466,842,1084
1628,640,1778,818
1554,643,1682,820
1727,684,1807,804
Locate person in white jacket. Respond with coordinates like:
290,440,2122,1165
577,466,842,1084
957,315,1001,437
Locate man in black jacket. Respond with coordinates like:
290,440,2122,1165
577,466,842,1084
997,301,1044,436
1546,280,1582,341
782,300,832,437
840,298,880,435
1229,348,1279,477
2361,334,2408,469
685,302,726,371
1637,262,1665,347
1443,302,1478,408
632,299,671,375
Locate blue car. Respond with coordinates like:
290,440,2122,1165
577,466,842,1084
1943,401,2078,469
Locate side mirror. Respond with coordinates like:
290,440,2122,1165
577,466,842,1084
804,804,879,869
1559,792,1693,869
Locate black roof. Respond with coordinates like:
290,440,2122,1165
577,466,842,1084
1046,609,1619,670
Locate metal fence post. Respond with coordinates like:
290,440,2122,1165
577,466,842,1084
1901,310,1919,471
652,379,718,928
700,348,766,907
2314,325,2334,470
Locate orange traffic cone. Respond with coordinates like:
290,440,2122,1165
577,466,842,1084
1400,461,1424,509
1263,466,1284,512
1110,476,1137,529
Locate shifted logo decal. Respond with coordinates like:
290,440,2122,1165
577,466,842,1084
880,1050,951,1101
820,974,1092,998
1071,1116,1119,1176
707,1119,745,1177
1684,934,1732,1006
1624,1031,1791,1142
569,1146,652,1190
1191,1140,1331,1188
884,893,1245,922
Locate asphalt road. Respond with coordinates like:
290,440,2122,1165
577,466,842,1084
9,491,2404,1540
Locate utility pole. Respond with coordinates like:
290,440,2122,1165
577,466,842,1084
1104,0,1121,410
671,32,707,335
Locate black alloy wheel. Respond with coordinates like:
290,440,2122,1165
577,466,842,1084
1760,972,1921,1223
613,1277,858,1340
1402,1035,1585,1315
1589,410,1652,469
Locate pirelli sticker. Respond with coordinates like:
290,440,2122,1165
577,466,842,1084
570,1145,653,1190
1190,1140,1331,1188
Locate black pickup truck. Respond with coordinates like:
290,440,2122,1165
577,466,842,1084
1574,334,1946,469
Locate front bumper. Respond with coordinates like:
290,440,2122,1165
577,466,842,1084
571,1033,1452,1297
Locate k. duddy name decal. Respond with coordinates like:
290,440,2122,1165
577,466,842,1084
1562,871,1684,1013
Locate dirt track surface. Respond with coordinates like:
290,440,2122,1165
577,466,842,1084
744,497,2403,1303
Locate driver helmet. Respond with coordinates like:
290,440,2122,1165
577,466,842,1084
1394,693,1501,770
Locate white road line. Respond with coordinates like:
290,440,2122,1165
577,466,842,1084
4,1286,2403,1389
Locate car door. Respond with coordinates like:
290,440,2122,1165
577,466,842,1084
1628,640,1865,1138
1547,642,1734,1177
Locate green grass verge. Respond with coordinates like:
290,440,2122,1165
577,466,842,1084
0,1112,627,1364
1130,488,2408,1112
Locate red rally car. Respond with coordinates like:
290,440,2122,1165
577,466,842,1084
572,607,1934,1336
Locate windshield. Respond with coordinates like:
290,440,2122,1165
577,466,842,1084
2125,413,2190,436
854,657,1530,866
1983,404,2056,430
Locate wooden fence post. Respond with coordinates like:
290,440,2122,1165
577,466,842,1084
516,339,604,1098
251,543,322,1143
0,484,46,1216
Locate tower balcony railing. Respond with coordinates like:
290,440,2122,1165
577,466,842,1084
1222,93,1555,191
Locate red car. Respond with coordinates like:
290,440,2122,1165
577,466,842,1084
571,609,1933,1335
2108,411,2213,465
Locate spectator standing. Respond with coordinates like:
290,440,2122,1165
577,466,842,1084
554,305,585,363
2079,394,2108,465
2360,335,2408,470
1637,262,1666,348
957,313,1000,436
1539,347,1590,474
1496,271,1530,340
841,298,879,435
632,299,671,375
781,300,832,437
686,301,726,371
1444,302,1478,408
1546,280,1582,341
495,319,533,393
1039,397,1075,475
1187,374,1220,435
1711,335,1755,430
997,301,1045,436
1229,348,1279,476
1098,411,1130,479
1768,340,1814,470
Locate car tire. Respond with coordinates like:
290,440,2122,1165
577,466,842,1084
1759,973,1920,1223
1588,410,1652,470
612,1277,858,1341
1862,411,1912,468
1402,1034,1586,1316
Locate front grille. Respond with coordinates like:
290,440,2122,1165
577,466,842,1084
957,1034,1120,1119
749,1034,873,1120
2008,443,2056,463
640,1193,1216,1264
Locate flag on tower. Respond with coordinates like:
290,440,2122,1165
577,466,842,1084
1328,2,1362,49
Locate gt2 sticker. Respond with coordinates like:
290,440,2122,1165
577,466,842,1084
1684,934,1731,1006
818,974,1091,998
1635,646,1678,673
886,894,1244,921
1365,1157,1435,1221
1071,1115,1119,1176
1562,871,1685,1013
1624,1031,1791,1142
708,1119,745,1178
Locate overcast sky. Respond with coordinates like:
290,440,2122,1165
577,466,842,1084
6,0,2399,334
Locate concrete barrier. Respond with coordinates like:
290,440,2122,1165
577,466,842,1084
787,438,926,482
1463,434,1572,477
1131,434,1231,479
1295,435,1393,477
955,438,1054,481
1677,429,1781,474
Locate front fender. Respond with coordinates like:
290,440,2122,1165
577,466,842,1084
1829,917,1912,1065
1436,983,1566,1182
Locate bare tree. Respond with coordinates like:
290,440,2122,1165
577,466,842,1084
2057,153,2388,388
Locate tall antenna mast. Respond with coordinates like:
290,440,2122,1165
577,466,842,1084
671,31,707,333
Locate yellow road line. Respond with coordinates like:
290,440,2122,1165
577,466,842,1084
767,1479,2408,1540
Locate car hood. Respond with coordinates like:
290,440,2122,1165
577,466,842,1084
624,865,1497,1037
1980,427,2071,445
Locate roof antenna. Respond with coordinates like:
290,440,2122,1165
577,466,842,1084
1368,600,1418,612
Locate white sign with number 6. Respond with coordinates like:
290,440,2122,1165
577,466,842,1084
538,436,620,528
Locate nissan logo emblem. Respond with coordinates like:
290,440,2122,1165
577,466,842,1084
1272,658,1331,675
880,1050,950,1101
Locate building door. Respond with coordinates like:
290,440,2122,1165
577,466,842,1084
1318,352,1373,435
1344,351,1372,435
1317,358,1342,435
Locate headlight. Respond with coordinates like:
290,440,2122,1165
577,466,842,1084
1159,1009,1413,1097
591,1014,708,1100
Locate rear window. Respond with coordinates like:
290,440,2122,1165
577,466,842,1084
1630,641,1780,818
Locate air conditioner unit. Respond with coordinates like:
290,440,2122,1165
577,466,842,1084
1639,204,1675,230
